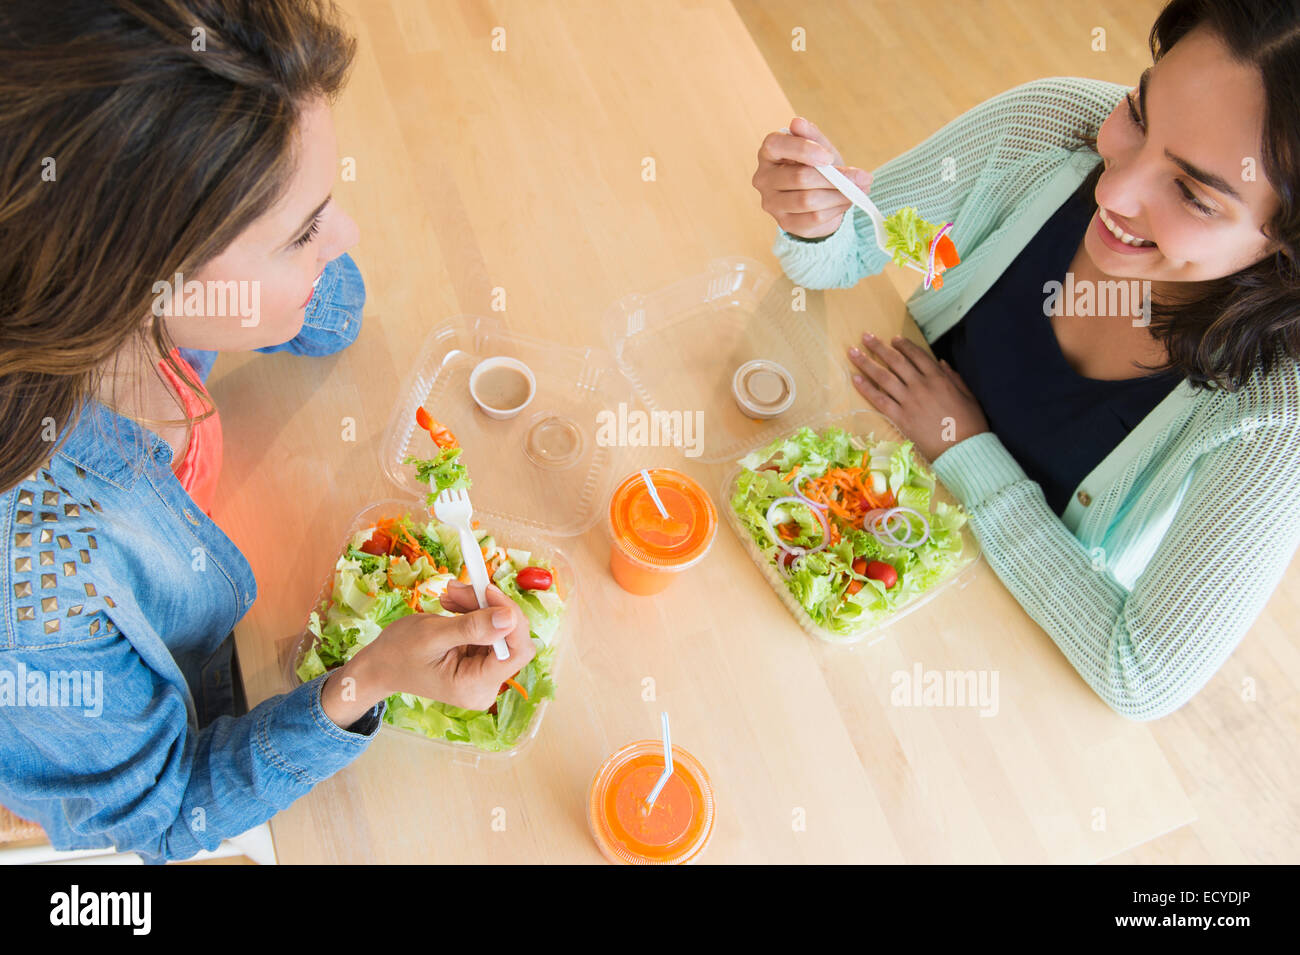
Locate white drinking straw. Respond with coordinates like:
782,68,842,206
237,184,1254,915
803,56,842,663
644,711,674,811
640,469,670,519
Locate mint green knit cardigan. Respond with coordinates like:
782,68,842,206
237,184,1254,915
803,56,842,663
773,77,1300,721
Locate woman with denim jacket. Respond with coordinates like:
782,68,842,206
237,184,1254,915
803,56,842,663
0,0,534,862
751,0,1300,720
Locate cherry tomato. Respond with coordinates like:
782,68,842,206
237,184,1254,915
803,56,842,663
865,560,898,589
851,557,867,575
360,530,393,556
516,566,553,591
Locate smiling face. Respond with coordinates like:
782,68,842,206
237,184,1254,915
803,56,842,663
1087,25,1280,287
161,96,359,351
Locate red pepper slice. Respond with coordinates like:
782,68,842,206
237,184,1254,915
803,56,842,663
934,233,960,269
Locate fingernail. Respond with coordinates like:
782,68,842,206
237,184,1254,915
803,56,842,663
492,609,514,629
853,374,864,384
849,346,862,357
863,332,876,341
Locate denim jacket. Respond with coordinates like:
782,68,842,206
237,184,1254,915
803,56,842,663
0,253,381,863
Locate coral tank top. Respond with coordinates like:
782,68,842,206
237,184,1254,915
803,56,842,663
157,349,223,516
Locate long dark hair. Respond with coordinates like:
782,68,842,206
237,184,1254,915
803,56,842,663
0,0,356,492
1075,0,1300,391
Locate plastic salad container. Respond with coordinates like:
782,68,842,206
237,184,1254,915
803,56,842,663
287,314,628,768
603,256,850,464
722,409,981,647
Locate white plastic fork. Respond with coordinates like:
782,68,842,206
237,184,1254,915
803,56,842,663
779,127,927,277
433,487,509,661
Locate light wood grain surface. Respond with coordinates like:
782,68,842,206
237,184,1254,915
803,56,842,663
205,0,1209,864
734,0,1300,865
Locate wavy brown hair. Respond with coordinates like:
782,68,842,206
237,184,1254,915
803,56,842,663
1071,0,1300,391
0,0,355,492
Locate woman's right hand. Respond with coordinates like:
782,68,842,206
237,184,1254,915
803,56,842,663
322,581,536,728
752,116,873,239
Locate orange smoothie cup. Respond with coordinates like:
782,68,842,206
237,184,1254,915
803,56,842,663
607,468,717,595
587,740,716,865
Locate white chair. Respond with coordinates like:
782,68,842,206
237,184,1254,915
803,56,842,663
0,809,277,865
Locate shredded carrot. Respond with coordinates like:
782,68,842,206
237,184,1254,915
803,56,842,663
505,678,529,700
390,521,434,565
457,564,470,583
471,520,481,529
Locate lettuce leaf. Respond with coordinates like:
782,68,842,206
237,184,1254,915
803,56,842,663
882,207,942,270
404,448,471,502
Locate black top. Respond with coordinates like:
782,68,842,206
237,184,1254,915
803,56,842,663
929,179,1182,517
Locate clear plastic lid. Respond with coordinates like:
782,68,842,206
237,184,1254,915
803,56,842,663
381,314,632,536
603,257,850,463
721,409,982,647
587,740,716,865
607,468,717,569
284,498,578,769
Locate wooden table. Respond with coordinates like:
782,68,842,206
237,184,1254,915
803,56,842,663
208,0,1195,863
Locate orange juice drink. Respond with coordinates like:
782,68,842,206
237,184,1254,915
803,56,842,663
607,468,717,595
587,740,716,865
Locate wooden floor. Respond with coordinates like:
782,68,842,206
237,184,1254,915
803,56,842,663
733,0,1300,863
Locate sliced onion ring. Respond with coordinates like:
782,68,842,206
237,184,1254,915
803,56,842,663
792,473,829,511
864,505,931,549
775,552,807,580
765,496,830,556
864,507,911,545
924,221,955,290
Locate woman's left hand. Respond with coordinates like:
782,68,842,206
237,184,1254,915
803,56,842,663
848,331,990,463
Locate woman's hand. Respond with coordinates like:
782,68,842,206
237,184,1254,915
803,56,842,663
321,581,535,729
848,332,990,463
753,117,873,239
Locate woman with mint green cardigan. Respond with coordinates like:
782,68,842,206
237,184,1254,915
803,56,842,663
752,2,1300,721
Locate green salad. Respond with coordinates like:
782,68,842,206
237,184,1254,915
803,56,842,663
882,207,943,270
881,207,961,288
295,441,566,752
730,426,970,638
